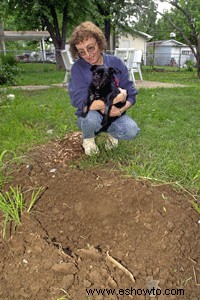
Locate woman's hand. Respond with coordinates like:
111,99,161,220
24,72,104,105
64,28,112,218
113,88,127,104
109,100,132,117
109,106,122,117
89,100,106,111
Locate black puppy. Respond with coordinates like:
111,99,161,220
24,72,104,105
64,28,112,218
83,65,125,126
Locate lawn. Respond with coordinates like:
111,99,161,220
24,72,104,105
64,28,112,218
16,62,65,85
15,63,200,86
0,63,199,195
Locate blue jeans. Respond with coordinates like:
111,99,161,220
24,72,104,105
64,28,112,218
77,111,140,140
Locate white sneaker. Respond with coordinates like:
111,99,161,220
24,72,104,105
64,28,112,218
82,138,99,155
105,134,118,150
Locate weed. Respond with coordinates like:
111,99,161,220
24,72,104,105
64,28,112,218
192,202,200,214
0,150,21,189
26,186,45,212
0,185,44,238
0,186,23,237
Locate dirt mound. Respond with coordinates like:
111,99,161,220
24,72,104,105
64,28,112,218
0,132,200,300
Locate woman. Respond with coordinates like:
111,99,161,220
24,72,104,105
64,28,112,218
69,21,140,155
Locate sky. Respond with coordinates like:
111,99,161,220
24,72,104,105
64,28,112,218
156,1,172,13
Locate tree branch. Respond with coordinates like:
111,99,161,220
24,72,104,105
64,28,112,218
168,0,197,43
158,11,197,59
61,3,68,49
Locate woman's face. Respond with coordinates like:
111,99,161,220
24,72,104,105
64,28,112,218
75,37,102,65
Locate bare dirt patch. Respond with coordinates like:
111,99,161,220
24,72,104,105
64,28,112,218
135,80,186,89
4,80,187,92
0,132,200,300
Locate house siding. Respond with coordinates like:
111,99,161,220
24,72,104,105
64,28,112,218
117,33,149,65
147,40,196,66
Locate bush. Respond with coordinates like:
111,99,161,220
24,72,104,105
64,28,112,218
184,60,195,71
0,54,21,85
0,53,18,67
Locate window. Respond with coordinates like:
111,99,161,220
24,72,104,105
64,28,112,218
182,50,191,55
122,40,130,48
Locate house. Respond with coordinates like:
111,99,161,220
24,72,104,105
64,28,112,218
113,31,152,65
147,39,196,67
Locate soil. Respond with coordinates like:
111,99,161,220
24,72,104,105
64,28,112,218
0,132,200,300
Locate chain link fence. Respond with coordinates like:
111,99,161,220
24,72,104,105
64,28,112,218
0,49,197,68
146,51,196,68
0,49,56,63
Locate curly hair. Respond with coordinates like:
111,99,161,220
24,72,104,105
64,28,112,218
69,21,107,59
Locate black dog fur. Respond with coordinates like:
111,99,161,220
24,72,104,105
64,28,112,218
83,65,125,127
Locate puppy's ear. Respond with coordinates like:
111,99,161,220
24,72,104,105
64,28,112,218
108,67,121,75
90,65,98,72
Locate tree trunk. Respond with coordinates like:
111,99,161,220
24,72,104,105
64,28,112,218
45,29,65,70
55,48,65,70
104,19,111,50
0,19,6,54
197,36,200,78
42,5,67,70
197,57,200,78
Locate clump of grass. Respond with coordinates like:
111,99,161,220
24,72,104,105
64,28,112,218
192,202,200,214
0,150,18,189
0,186,44,238
26,187,44,212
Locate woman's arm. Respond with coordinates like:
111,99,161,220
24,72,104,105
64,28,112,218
113,88,127,104
89,100,106,111
68,61,91,112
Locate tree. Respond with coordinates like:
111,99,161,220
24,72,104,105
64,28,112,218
2,0,97,69
93,0,157,49
1,0,162,70
158,0,200,77
133,1,158,37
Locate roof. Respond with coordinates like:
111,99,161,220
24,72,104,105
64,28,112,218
2,31,50,41
135,30,153,40
147,39,186,47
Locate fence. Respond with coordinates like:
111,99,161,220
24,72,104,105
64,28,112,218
0,49,56,63
146,51,196,68
0,49,196,68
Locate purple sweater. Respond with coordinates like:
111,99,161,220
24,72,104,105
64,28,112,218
68,53,138,116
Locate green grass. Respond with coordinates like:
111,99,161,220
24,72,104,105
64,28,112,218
5,62,200,87
0,88,77,153
0,64,199,197
0,150,19,189
126,87,200,192
142,66,200,86
16,63,65,86
0,185,44,238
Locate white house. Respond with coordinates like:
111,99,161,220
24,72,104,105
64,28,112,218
114,31,152,65
147,39,196,67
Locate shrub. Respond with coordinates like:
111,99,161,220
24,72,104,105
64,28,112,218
0,53,18,67
0,54,21,85
184,60,195,71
